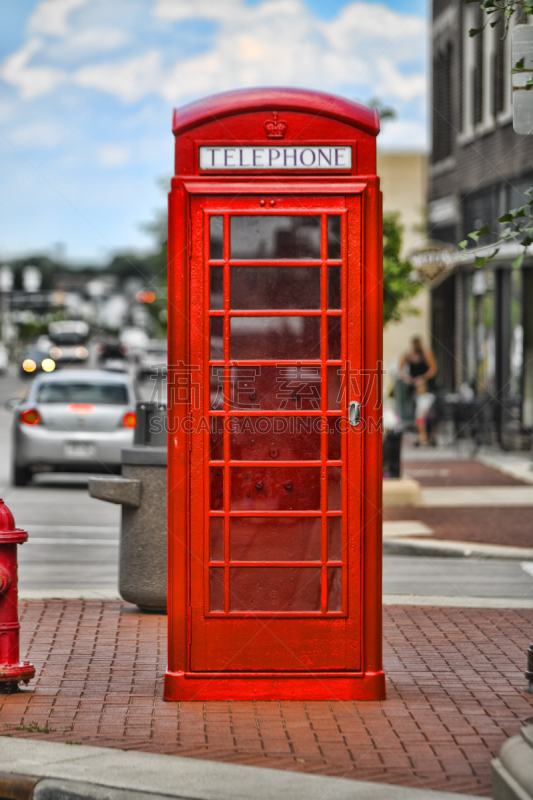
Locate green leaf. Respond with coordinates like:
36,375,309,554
511,205,529,217
512,58,526,73
459,239,468,250
525,187,533,197
475,249,499,267
513,252,525,269
498,213,514,223
469,26,482,36
521,236,533,247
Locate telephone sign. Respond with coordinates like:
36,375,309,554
165,87,385,701
199,145,352,170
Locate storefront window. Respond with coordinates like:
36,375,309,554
466,269,495,394
509,267,523,400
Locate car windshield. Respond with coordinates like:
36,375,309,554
37,382,128,405
49,334,87,345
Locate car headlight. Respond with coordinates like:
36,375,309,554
50,347,62,359
75,346,88,359
41,358,56,372
22,359,36,373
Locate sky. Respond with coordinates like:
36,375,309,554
0,0,427,263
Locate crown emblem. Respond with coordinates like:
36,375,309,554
263,112,287,139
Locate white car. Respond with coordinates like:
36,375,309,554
48,320,90,364
137,341,167,381
11,370,137,486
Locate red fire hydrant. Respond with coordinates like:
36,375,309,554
0,499,34,689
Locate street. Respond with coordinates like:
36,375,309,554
0,369,531,602
0,366,149,597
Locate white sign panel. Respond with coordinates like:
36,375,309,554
199,145,352,170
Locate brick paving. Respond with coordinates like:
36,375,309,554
402,460,527,487
0,601,531,796
384,506,533,548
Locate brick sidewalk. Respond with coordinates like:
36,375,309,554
403,460,528,487
384,506,533,548
1,601,532,797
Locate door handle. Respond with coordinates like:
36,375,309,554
349,400,361,427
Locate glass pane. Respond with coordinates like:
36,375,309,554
231,267,320,309
210,316,224,360
328,267,341,309
210,267,223,309
230,517,321,561
230,216,321,259
327,365,342,410
210,367,225,410
327,418,341,460
231,316,321,360
230,567,321,611
209,567,224,611
327,517,342,561
328,216,341,259
327,316,341,360
327,466,342,511
231,467,321,510
229,365,322,411
210,416,224,460
210,216,224,260
327,567,342,611
229,416,321,460
210,517,224,562
210,467,224,510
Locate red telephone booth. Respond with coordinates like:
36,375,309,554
165,88,385,701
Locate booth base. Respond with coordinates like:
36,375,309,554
164,670,386,701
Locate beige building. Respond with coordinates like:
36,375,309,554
377,152,429,395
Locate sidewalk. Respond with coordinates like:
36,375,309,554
1,599,531,798
385,452,533,550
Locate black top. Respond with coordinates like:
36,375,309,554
406,353,429,380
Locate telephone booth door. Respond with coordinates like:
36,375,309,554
188,191,364,674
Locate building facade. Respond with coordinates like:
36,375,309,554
378,152,429,396
429,0,533,440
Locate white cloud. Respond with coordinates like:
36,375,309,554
1,39,66,99
28,0,89,37
0,0,426,158
73,50,164,102
2,0,425,106
9,119,66,148
378,118,428,150
58,27,130,54
153,0,247,22
96,144,131,167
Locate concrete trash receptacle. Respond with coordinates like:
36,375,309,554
89,403,168,611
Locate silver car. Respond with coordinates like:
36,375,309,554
11,370,137,486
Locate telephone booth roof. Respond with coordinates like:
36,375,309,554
172,87,380,137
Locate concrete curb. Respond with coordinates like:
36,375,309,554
0,739,480,800
383,537,533,560
383,593,533,608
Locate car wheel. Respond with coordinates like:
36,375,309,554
12,463,32,487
